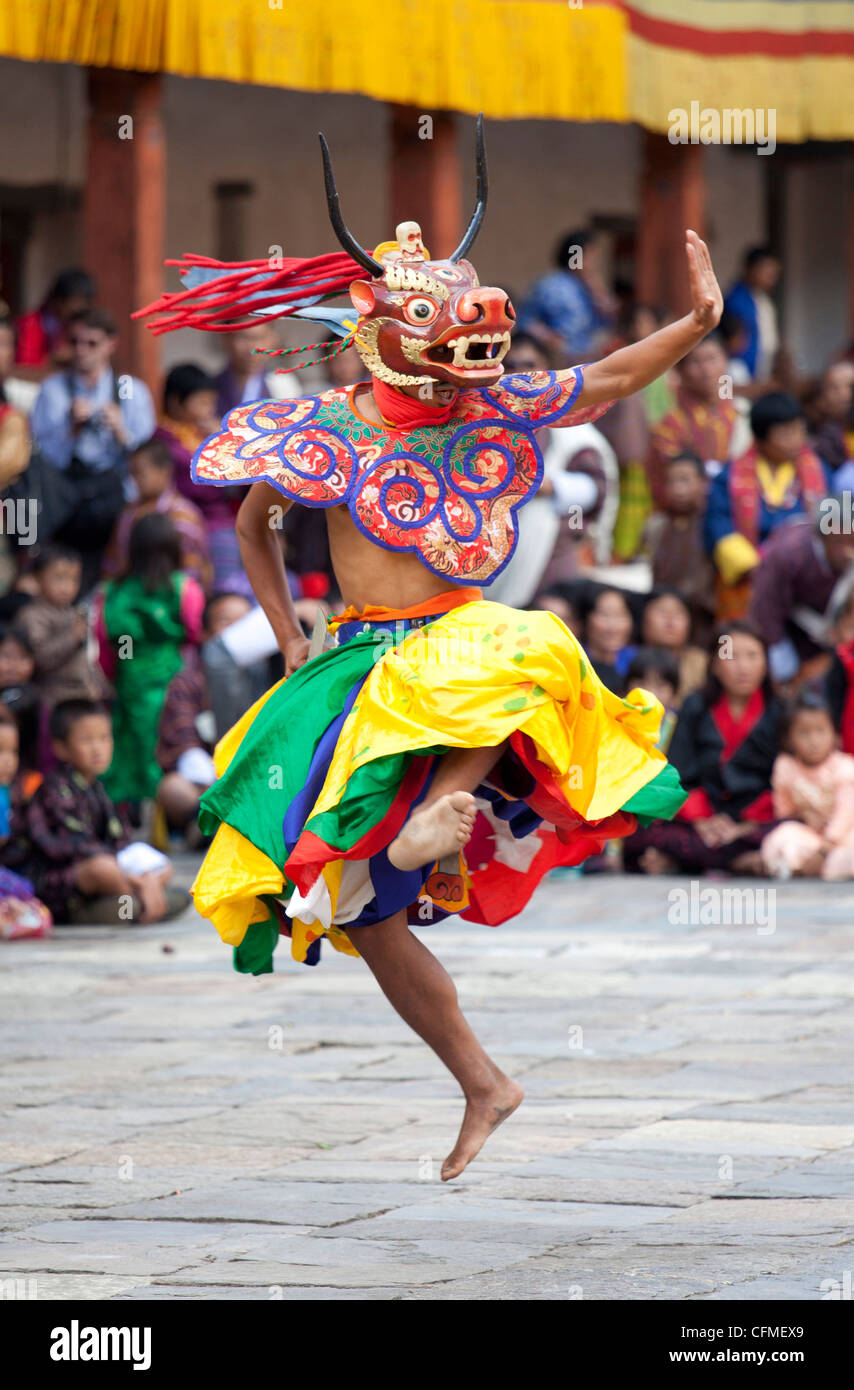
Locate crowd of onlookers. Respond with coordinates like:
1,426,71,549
1,238,854,933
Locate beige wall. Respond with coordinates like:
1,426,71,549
0,56,849,376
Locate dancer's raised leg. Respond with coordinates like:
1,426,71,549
388,741,507,872
347,908,523,1179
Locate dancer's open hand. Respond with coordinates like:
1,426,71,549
686,229,723,333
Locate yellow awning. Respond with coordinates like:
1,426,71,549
2,0,853,139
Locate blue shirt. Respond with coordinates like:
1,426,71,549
517,271,611,359
31,368,155,474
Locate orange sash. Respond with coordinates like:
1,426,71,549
327,586,483,634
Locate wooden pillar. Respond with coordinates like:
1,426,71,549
636,132,706,317
389,106,461,260
82,69,165,394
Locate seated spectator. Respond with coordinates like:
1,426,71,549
644,452,716,642
155,592,252,837
488,333,616,607
577,585,636,695
825,587,854,754
704,393,829,619
723,246,782,382
214,319,301,414
0,312,38,415
534,581,586,639
156,363,249,598
27,308,155,589
807,362,854,481
625,621,783,875
4,698,188,924
16,546,107,709
14,268,96,373
646,332,750,511
97,514,204,811
102,437,213,592
0,629,41,777
0,387,31,491
625,647,679,751
517,227,617,364
638,588,708,703
751,511,854,689
762,693,854,880
0,705,20,840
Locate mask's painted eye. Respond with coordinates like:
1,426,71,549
403,295,440,326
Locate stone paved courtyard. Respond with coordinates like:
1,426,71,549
1,864,853,1301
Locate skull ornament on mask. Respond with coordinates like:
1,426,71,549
320,116,515,390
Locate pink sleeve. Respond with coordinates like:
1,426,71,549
179,576,205,644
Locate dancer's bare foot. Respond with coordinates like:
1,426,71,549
441,1075,524,1181
388,791,477,872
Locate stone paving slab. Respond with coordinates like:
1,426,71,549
1,869,852,1300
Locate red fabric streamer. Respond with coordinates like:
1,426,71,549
371,378,454,430
133,252,363,335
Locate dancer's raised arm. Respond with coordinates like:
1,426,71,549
568,230,723,411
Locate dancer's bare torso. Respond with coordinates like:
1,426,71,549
326,505,456,611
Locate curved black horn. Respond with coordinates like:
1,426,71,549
449,114,488,263
319,133,383,277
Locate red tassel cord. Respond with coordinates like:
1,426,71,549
133,252,363,335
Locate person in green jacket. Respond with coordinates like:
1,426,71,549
97,512,204,809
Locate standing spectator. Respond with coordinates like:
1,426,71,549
14,268,96,373
807,362,854,481
517,228,617,364
0,313,38,415
97,514,204,809
214,320,301,415
646,332,750,510
723,246,782,381
750,514,854,687
28,308,155,589
644,452,716,642
102,437,213,593
704,393,829,618
155,363,249,598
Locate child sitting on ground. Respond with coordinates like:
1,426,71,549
761,692,854,881
96,513,205,812
6,698,189,923
16,545,107,708
825,587,854,756
0,627,42,778
155,591,252,838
